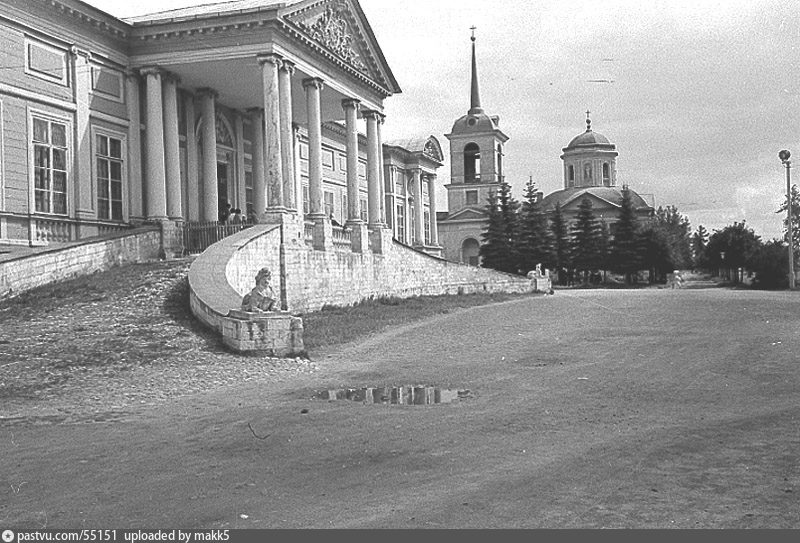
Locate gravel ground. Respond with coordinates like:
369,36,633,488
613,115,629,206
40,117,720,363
0,259,317,424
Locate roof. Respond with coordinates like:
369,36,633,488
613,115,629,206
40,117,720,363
538,187,654,213
123,0,298,24
566,129,612,149
384,136,444,162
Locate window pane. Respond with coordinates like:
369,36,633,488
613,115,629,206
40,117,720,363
53,193,67,215
110,161,122,181
109,138,121,159
51,123,67,147
52,148,66,171
98,200,109,219
34,168,49,189
110,180,122,200
52,171,66,193
98,180,109,198
97,159,109,180
34,145,49,168
97,134,108,156
111,201,123,221
33,119,48,143
35,190,49,213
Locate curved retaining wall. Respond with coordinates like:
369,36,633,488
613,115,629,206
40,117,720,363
0,227,162,299
189,224,532,331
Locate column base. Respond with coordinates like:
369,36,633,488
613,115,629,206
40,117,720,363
369,226,394,254
312,215,333,251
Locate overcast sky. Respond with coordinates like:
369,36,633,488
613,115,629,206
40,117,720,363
87,0,799,241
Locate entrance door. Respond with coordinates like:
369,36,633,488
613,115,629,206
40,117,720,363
217,162,229,221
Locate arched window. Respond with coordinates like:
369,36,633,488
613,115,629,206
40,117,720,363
603,163,610,185
497,144,503,182
462,238,480,266
583,162,592,183
568,165,575,186
464,143,480,184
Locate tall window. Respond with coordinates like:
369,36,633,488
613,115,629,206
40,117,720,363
603,162,610,185
396,202,405,243
32,117,68,215
324,190,334,218
424,209,431,245
464,143,480,183
96,133,123,221
303,183,310,216
360,198,368,222
568,165,575,186
244,170,254,216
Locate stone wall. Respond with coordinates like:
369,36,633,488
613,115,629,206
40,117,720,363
189,223,531,328
0,227,162,299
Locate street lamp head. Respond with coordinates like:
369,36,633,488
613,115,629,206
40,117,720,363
779,149,791,163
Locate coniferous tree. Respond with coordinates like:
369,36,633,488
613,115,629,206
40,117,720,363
570,197,604,283
608,186,641,284
479,182,520,274
777,184,800,265
516,178,552,274
549,201,570,285
692,225,709,270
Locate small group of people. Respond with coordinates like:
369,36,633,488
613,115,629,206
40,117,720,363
219,202,246,224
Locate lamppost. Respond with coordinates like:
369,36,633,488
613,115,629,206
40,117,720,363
779,150,795,290
720,251,726,281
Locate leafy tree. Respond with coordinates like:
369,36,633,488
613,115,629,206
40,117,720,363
637,225,674,284
479,182,519,274
651,206,693,270
549,201,571,285
705,221,762,284
570,197,606,283
516,178,552,273
750,240,790,289
691,225,709,270
608,186,642,284
777,183,800,266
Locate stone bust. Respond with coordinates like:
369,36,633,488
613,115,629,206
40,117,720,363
241,267,277,313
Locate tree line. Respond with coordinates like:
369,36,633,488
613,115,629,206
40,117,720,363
478,179,800,289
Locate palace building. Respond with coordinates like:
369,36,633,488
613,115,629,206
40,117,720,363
0,0,442,255
436,30,508,266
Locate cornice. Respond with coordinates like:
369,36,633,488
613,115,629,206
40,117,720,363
47,0,130,40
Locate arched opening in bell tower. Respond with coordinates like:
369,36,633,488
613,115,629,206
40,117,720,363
464,143,481,183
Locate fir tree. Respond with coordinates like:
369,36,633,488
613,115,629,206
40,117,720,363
570,197,605,283
479,182,520,274
777,184,800,265
516,178,552,274
549,201,570,284
691,225,709,270
608,185,641,284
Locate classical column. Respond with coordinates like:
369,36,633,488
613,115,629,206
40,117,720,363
377,113,386,224
278,60,296,213
342,98,361,224
258,54,284,213
249,108,266,218
142,67,167,221
412,168,424,246
162,73,182,220
125,71,143,222
184,93,200,222
235,112,246,209
427,173,440,245
197,88,218,222
364,110,381,228
303,77,325,219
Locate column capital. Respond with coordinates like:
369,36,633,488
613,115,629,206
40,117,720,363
342,98,360,111
196,87,218,100
125,69,141,82
362,109,385,123
257,53,283,67
139,66,165,78
246,107,264,116
280,59,296,75
162,71,181,85
302,77,325,91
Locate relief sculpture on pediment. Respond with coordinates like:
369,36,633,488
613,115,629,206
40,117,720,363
297,4,368,74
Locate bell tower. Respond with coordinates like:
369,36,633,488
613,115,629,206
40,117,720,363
444,28,509,213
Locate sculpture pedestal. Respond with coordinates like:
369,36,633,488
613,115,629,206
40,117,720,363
222,310,305,357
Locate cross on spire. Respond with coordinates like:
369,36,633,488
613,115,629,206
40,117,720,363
470,25,477,42
586,110,592,132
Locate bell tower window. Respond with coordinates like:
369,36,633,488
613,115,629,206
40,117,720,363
568,165,575,187
464,143,480,183
603,162,610,186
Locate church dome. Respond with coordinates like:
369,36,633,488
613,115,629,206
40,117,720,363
564,116,615,151
450,111,499,135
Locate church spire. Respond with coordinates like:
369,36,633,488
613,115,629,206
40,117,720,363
469,26,483,115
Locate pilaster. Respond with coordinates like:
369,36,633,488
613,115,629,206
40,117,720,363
125,71,143,223
72,50,93,222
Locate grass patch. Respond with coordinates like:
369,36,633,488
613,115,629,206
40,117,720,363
300,291,532,351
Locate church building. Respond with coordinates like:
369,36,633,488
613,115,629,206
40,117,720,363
0,0,441,256
538,114,655,229
436,30,508,266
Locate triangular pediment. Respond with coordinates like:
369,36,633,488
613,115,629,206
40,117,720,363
561,192,621,213
445,207,488,221
282,0,400,94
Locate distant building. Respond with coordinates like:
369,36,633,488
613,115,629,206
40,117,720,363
437,30,508,266
539,114,655,228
